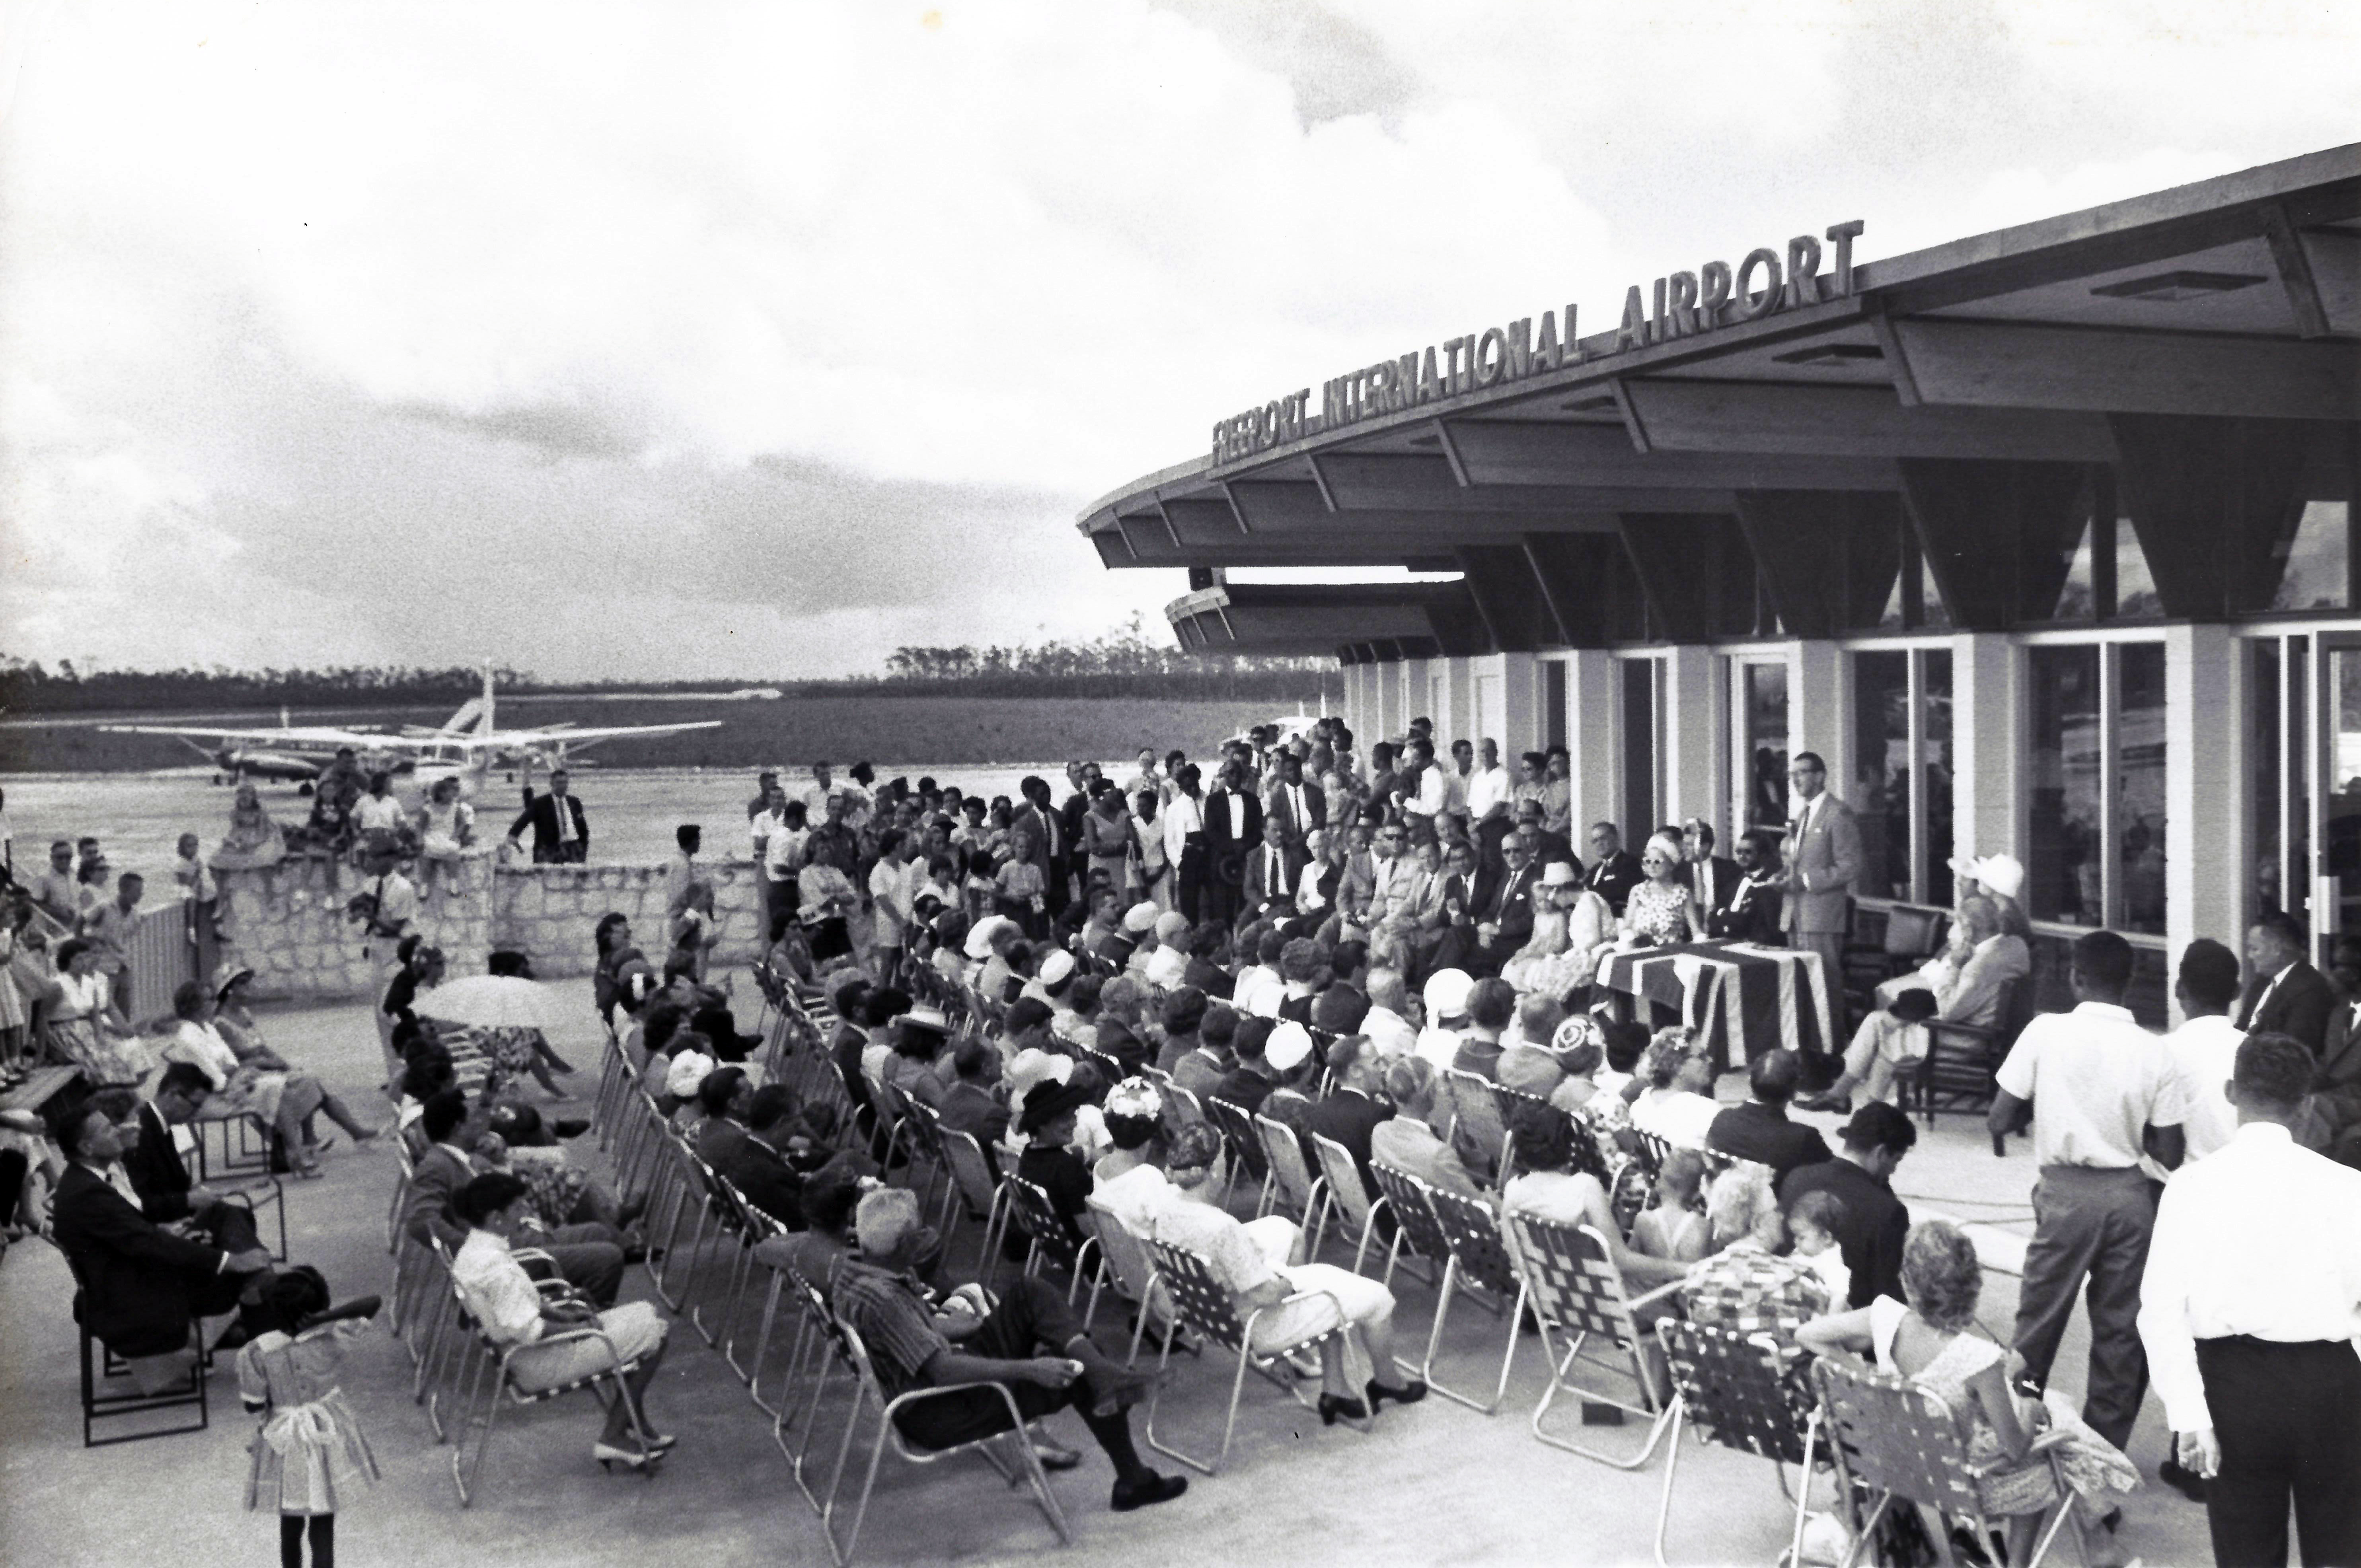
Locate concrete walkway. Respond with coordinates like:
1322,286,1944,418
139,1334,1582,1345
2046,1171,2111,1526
0,982,2213,1566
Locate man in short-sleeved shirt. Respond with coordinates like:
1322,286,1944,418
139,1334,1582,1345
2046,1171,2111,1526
1991,930,2189,1453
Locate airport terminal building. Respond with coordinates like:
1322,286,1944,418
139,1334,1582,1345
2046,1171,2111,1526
1079,145,2361,1025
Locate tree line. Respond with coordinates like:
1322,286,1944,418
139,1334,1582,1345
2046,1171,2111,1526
0,619,1339,714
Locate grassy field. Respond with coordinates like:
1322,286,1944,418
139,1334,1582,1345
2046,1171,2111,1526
0,695,1315,773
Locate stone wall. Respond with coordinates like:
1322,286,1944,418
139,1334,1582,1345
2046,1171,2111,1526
216,854,764,1001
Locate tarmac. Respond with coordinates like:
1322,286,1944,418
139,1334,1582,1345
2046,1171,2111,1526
0,972,2216,1567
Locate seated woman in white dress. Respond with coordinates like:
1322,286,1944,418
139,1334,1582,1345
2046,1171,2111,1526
1503,862,1613,998
162,980,381,1176
1612,832,1706,951
210,784,286,872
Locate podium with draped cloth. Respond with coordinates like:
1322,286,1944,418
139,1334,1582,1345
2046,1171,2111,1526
1592,940,1837,1073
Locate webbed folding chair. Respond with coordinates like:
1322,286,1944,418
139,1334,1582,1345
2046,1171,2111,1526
1492,1085,1614,1186
443,1280,662,1506
1001,1175,1100,1318
933,1128,1011,1280
815,1318,1070,1566
1366,1160,1449,1292
1138,1235,1368,1475
1254,1112,1325,1226
1503,1212,1680,1469
1812,1355,2083,1568
1419,1184,1528,1413
1202,1096,1268,1202
1441,1067,1510,1182
1654,1320,1826,1567
1305,1133,1385,1271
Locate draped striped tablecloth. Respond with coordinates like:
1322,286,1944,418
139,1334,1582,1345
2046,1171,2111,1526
1593,940,1837,1070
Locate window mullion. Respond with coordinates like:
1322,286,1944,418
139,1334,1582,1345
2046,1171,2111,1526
2100,643,2121,929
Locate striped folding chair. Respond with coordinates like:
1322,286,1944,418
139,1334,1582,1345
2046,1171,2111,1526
1420,1184,1529,1414
933,1129,1011,1281
1502,1212,1681,1469
1202,1097,1268,1202
1305,1133,1385,1271
1654,1320,1826,1568
1492,1085,1615,1186
1366,1161,1449,1293
1137,1236,1368,1475
814,1318,1070,1566
1811,1356,2082,1568
1254,1112,1325,1226
442,1287,664,1507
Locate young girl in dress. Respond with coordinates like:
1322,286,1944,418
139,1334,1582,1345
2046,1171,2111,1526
239,1315,379,1568
1626,1144,1712,1264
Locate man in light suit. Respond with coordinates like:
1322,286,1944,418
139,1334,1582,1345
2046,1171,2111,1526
1241,817,1306,917
1802,894,2028,1112
1263,752,1326,850
1680,817,1743,920
2237,910,2336,1057
1778,752,1862,1049
1200,760,1263,928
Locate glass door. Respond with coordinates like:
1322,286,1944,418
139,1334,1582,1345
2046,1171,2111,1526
1732,658,1791,838
2321,635,2361,957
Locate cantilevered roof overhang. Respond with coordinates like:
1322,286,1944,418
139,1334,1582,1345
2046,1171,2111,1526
1165,581,1486,659
1080,145,2361,651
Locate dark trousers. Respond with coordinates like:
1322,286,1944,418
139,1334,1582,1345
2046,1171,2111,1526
892,1278,1142,1477
531,841,587,865
2012,1165,2155,1450
524,1224,624,1306
1176,844,1208,925
2195,1337,2361,1568
192,1198,261,1256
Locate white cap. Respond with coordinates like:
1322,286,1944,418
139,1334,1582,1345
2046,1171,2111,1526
1423,967,1474,1022
1266,1021,1314,1072
664,1051,714,1099
1038,949,1077,985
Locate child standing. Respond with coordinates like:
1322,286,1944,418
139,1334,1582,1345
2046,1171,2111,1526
240,1318,379,1568
1627,1146,1712,1263
1786,1188,1853,1306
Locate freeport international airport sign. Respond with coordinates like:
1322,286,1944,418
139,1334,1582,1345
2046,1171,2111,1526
1208,220,1866,470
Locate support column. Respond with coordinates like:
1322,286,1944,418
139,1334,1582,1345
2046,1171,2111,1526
1444,657,1476,748
1662,645,1720,829
1790,641,1853,811
1949,632,2019,874
2167,623,2244,1023
1496,652,1539,755
1565,650,1617,841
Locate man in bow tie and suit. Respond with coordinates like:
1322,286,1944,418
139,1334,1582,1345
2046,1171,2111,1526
1777,753,1862,1032
1708,830,1786,944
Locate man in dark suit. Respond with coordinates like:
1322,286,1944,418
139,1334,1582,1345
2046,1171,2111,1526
1200,761,1263,928
49,1099,274,1369
1463,835,1539,978
1512,802,1577,871
1680,817,1743,920
1582,822,1643,915
719,1085,812,1228
1304,1037,1392,1197
1014,776,1072,921
132,1064,263,1254
1264,752,1326,850
506,768,590,864
2295,936,2361,1167
1708,829,1787,944
2238,911,2336,1056
1706,1050,1832,1183
1241,818,1305,916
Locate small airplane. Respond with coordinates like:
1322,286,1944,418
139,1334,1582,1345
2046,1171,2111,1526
102,665,723,794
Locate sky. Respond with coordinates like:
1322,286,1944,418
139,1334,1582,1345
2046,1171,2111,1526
1,1,2355,681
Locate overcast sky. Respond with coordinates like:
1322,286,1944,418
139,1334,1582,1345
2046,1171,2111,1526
2,1,2354,681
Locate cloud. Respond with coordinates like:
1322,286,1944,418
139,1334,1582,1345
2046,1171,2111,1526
2,0,2356,680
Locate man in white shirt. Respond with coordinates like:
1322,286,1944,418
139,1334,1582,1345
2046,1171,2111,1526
1399,740,1447,825
450,1171,672,1467
1359,969,1419,1058
2136,1032,2361,1566
2161,938,2246,1162
1990,929,2190,1453
867,829,921,961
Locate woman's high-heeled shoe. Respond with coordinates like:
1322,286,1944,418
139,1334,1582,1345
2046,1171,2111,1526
594,1441,658,1471
1367,1378,1428,1410
1316,1392,1368,1426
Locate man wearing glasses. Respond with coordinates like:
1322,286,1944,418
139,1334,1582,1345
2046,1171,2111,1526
1778,752,1862,1030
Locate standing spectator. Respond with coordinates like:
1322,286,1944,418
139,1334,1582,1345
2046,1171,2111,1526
1778,1101,1916,1309
30,840,82,929
2235,910,2335,1057
2162,938,2246,1162
1990,929,2189,1454
760,803,808,944
803,792,861,883
2137,1032,2361,1566
170,833,218,909
413,776,475,899
745,769,780,823
1164,764,1208,924
80,872,145,1020
867,829,921,966
1777,752,1862,1029
507,769,589,864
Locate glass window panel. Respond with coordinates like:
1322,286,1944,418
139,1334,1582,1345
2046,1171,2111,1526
2028,645,2104,926
1621,658,1657,841
2117,644,2168,935
2253,640,2283,918
1918,551,1951,629
1853,651,1911,899
2275,501,2352,612
2330,647,2361,953
2115,514,2163,618
1745,663,1790,830
2291,636,2311,928
1924,650,1955,908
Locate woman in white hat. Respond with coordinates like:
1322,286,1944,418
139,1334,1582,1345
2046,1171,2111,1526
1615,831,1707,951
1502,860,1609,995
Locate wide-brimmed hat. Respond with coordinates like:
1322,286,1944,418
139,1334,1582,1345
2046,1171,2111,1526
211,961,257,1000
1017,1078,1091,1134
899,1006,952,1037
1946,852,2026,903
1006,1047,1074,1103
964,915,1017,959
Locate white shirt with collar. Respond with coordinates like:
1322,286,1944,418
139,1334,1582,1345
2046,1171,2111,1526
2161,1014,2245,1161
2137,1121,2361,1432
2241,959,2296,1028
1995,1001,2190,1169
1466,764,1511,819
1406,767,1448,820
451,1228,548,1346
1161,793,1202,863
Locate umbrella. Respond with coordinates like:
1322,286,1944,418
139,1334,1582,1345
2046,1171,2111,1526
415,974,564,1033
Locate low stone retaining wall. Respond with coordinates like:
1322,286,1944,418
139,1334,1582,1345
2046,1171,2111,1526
216,854,764,1001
